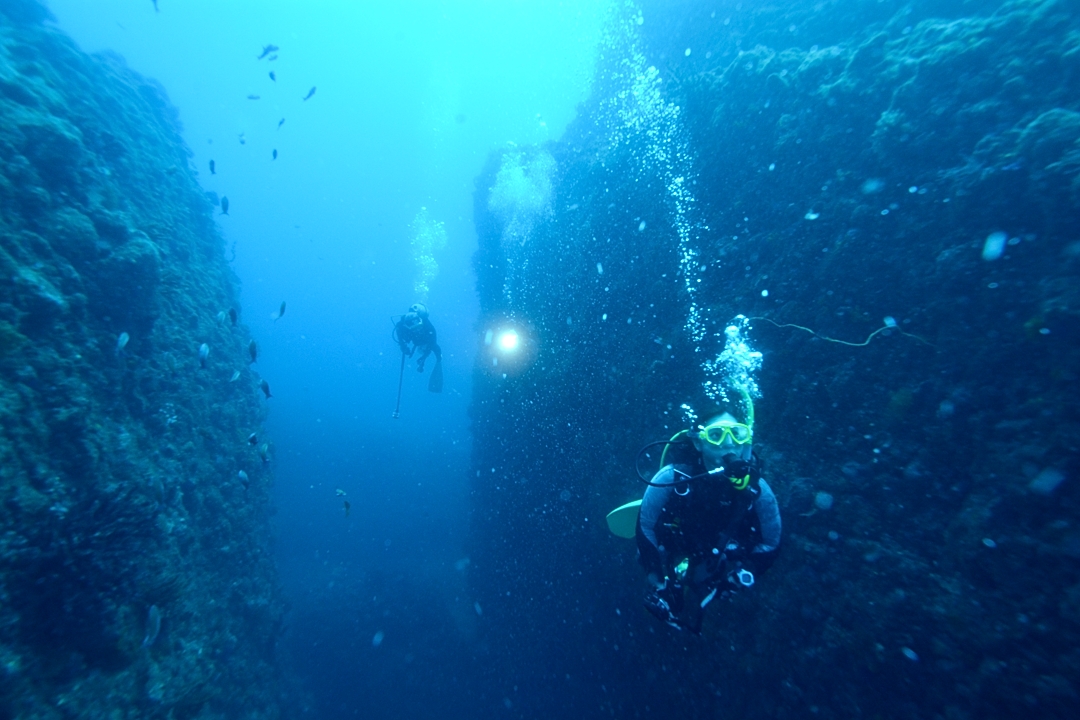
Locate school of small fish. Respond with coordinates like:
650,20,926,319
136,20,318,508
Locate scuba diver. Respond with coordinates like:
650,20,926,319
633,393,781,633
391,304,443,415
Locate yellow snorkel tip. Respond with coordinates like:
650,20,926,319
738,386,755,433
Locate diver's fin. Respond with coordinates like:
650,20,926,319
428,357,443,393
606,499,642,539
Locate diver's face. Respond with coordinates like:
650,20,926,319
692,414,753,469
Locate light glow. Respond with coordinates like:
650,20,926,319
498,330,520,352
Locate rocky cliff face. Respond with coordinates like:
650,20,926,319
469,0,1079,717
0,5,284,718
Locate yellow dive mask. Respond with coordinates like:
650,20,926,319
697,420,752,446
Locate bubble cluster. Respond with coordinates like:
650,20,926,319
701,316,762,403
594,2,710,348
487,149,557,309
595,4,763,406
409,207,448,302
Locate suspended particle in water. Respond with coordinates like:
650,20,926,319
372,631,385,647
597,262,604,275
982,231,1007,261
638,221,647,231
861,178,885,194
814,492,834,511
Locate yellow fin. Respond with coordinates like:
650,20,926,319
606,499,642,539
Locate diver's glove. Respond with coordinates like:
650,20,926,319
643,578,684,630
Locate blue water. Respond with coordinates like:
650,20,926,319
42,1,609,716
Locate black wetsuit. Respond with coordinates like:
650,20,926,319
636,459,781,630
394,316,442,371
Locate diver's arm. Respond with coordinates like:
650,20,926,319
753,478,781,552
393,323,412,355
636,466,675,585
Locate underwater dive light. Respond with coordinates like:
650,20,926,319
497,329,520,352
481,318,536,376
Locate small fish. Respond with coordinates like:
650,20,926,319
257,44,279,60
247,94,260,100
151,0,158,12
269,71,276,82
248,339,258,363
271,301,286,321
238,470,250,488
198,342,209,368
268,54,278,61
228,308,238,326
343,500,351,517
277,118,285,130
248,432,258,445
302,86,316,101
272,149,278,160
115,331,130,356
259,443,270,463
259,379,272,398
209,159,215,174
229,370,241,382
221,196,229,215
238,133,246,145
335,488,347,497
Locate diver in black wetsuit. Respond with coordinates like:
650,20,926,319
637,400,781,633
393,303,442,392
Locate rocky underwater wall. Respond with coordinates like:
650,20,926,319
469,0,1079,718
0,4,284,718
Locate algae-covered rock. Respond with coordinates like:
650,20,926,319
46,206,101,267
0,3,285,719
